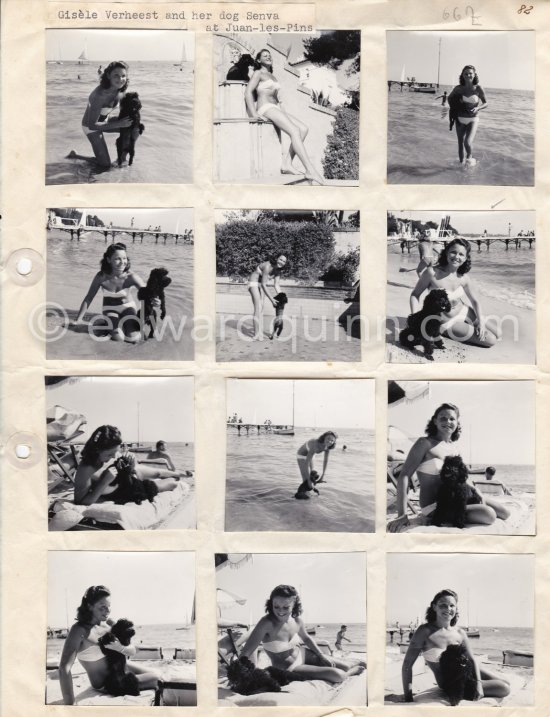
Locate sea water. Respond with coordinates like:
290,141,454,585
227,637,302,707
387,87,534,186
388,242,535,312
225,427,375,533
46,61,194,184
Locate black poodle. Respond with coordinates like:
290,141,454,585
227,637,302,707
295,469,322,500
431,455,482,529
98,619,140,696
226,54,255,82
439,643,478,705
137,268,171,339
226,655,307,696
399,288,451,360
108,454,159,505
116,92,145,166
269,292,288,340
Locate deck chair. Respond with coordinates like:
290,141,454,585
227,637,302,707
387,462,419,515
47,405,87,493
217,620,249,667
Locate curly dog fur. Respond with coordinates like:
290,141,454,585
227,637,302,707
295,469,322,500
431,455,482,528
439,642,478,705
98,619,140,696
399,288,451,360
226,54,255,82
269,292,288,339
226,655,308,695
108,454,159,505
116,92,145,166
137,267,171,339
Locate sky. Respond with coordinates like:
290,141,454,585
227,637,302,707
388,381,534,465
387,31,534,91
46,29,194,62
389,210,535,236
217,209,357,225
216,553,366,624
61,208,193,234
46,377,194,443
48,551,195,628
386,553,534,628
227,379,375,429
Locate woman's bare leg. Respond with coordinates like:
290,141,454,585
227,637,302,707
281,112,308,174
463,121,479,159
291,664,346,683
465,504,497,525
455,123,466,163
127,661,161,690
479,666,510,698
484,497,510,520
264,107,324,184
444,308,499,348
85,132,112,168
248,285,264,340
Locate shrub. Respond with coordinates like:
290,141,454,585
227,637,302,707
216,220,335,281
321,247,360,285
322,107,359,180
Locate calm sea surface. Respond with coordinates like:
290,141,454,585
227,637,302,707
388,87,534,186
46,61,194,184
225,427,375,533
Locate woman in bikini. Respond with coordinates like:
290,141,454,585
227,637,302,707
387,404,502,533
448,65,487,166
240,584,364,683
245,49,325,184
58,585,159,705
74,425,181,506
410,237,501,348
401,589,509,703
80,61,133,168
296,431,338,496
247,254,287,341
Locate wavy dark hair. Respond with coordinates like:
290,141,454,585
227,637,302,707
425,403,461,442
99,61,130,91
80,425,122,466
265,584,303,618
269,254,288,274
436,238,472,276
425,589,459,626
76,585,111,624
254,49,274,74
100,243,131,274
459,65,479,86
319,431,338,450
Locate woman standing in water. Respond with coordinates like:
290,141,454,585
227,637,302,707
448,65,487,166
245,49,325,184
80,61,133,168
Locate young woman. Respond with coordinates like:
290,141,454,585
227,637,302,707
245,49,325,184
448,65,487,166
295,431,338,495
247,254,287,341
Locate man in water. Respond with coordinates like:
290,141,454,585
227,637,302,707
145,440,176,471
485,466,512,495
335,625,351,652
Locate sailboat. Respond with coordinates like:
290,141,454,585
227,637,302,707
130,402,152,452
464,589,480,638
77,40,88,65
273,381,295,435
173,41,187,67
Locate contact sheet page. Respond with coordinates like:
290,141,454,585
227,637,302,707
1,0,549,716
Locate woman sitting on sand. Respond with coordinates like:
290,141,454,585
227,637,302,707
80,61,133,168
245,49,325,185
239,584,364,683
410,237,501,348
247,254,287,341
448,65,487,166
387,404,507,533
73,242,157,343
401,589,509,703
59,585,159,704
74,425,181,506
295,431,337,497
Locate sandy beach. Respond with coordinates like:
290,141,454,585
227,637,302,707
385,253,535,364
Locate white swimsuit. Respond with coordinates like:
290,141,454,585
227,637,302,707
256,78,281,118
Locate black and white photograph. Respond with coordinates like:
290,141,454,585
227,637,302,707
45,208,194,361
386,380,535,535
387,31,534,186
46,29,194,185
46,376,195,531
216,553,367,706
214,31,360,185
386,211,535,364
225,379,374,532
46,551,197,706
216,209,360,362
385,553,534,706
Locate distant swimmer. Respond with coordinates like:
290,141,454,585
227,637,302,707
435,90,448,106
335,625,351,652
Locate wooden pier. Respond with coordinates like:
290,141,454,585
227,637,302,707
389,235,535,252
47,224,193,246
226,422,292,435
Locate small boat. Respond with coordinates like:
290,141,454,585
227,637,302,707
306,626,316,635
273,426,294,435
77,42,88,65
173,41,187,67
465,628,480,638
409,84,437,94
502,649,533,667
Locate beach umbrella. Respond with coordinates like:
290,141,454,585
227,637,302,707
46,405,87,444
388,380,430,407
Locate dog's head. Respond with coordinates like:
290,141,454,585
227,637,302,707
99,618,136,655
441,455,469,486
423,289,451,315
237,53,255,69
147,267,171,291
226,655,255,683
439,643,476,705
310,470,321,485
120,92,142,114
114,454,135,478
274,292,288,307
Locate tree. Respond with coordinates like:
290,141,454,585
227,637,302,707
303,31,361,75
322,107,359,180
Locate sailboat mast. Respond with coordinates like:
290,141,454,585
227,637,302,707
137,402,141,446
437,38,441,88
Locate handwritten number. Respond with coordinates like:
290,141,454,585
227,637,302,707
517,4,534,14
443,7,482,25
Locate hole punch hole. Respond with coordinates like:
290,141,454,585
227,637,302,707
15,443,32,459
6,248,45,286
16,258,33,276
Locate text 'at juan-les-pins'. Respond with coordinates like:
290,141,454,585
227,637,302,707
56,9,313,33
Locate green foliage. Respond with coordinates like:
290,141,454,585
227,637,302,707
303,31,361,74
345,211,360,229
321,247,360,285
322,107,359,180
216,220,335,281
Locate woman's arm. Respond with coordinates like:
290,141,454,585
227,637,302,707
104,638,137,658
85,92,132,132
387,438,430,532
410,268,434,313
239,618,268,661
320,449,330,480
59,624,85,705
273,274,282,294
74,464,117,506
297,618,333,665
74,272,104,323
245,71,262,118
472,86,488,113
401,626,427,701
